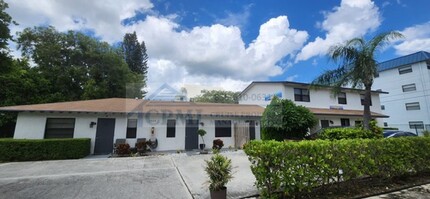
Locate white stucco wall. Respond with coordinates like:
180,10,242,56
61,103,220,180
373,61,430,133
239,83,382,113
13,112,261,154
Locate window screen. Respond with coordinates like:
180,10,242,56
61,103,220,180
398,65,412,74
294,88,310,102
409,121,424,129
340,118,350,127
402,84,416,92
166,119,176,138
405,102,420,110
45,118,75,138
215,120,232,137
126,119,137,138
338,92,347,104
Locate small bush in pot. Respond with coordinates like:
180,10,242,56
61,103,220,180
116,143,131,156
212,139,224,150
198,129,207,150
135,140,149,155
205,153,233,199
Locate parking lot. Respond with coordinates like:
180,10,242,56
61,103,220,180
0,151,257,199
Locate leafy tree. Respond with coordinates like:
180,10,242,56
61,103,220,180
261,97,317,140
0,59,51,137
311,32,403,130
193,90,240,104
17,26,145,101
122,31,148,95
0,0,16,73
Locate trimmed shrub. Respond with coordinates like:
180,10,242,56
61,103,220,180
0,138,90,162
212,139,224,150
116,143,131,156
261,97,317,140
244,137,430,198
318,127,381,140
356,120,384,136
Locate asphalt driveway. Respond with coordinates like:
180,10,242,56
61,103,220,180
0,151,257,199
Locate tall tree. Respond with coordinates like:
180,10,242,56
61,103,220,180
311,32,403,130
17,26,145,101
193,90,241,104
122,31,148,95
0,0,15,73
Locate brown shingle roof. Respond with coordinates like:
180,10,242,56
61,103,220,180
0,98,265,117
0,98,387,118
308,107,388,118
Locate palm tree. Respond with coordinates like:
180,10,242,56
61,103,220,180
311,31,403,130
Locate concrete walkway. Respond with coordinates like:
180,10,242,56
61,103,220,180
0,151,257,199
366,183,430,199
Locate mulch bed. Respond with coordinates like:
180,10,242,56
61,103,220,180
250,172,430,198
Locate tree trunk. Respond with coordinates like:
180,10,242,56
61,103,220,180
363,85,372,130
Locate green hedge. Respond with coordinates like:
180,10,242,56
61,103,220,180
318,127,382,140
0,138,91,162
244,137,430,198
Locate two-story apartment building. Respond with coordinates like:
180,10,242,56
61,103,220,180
373,51,430,134
239,81,387,130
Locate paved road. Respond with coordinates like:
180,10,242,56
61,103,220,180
0,151,257,199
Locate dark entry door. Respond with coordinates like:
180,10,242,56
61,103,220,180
249,120,256,140
94,118,116,154
185,119,199,150
321,120,330,128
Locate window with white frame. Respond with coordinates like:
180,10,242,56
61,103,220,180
294,88,310,102
45,118,75,138
215,120,232,137
409,121,424,129
402,83,416,92
126,119,137,138
166,119,176,138
381,105,385,110
340,118,350,127
398,65,412,74
405,102,420,110
338,92,347,104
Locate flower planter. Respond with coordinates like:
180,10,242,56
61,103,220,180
199,144,206,150
210,187,227,199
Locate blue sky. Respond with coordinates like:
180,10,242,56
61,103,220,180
6,0,430,92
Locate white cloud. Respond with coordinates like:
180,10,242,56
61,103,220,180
147,59,250,92
6,1,308,92
216,4,253,30
286,74,298,81
6,0,153,43
394,22,430,55
128,15,308,89
295,0,381,62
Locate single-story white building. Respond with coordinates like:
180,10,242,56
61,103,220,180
0,98,264,154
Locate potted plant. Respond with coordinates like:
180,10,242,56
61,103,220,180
198,129,207,150
212,139,224,150
205,153,233,199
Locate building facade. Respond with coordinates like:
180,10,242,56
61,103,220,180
373,51,430,134
239,81,387,130
0,98,263,154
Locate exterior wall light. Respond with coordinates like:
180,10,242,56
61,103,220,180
90,121,97,128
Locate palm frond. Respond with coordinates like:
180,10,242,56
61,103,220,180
368,31,404,53
310,66,353,93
